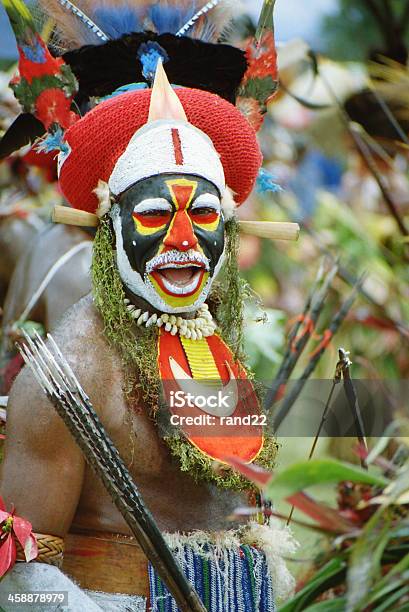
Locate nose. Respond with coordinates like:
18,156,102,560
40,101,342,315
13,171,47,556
163,210,198,252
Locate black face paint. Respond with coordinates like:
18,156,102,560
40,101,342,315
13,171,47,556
117,173,225,279
112,173,225,312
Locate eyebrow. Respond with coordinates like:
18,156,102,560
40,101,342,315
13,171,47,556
133,198,172,213
191,193,221,210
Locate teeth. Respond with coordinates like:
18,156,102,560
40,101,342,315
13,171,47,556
128,302,217,338
124,299,131,305
157,263,202,270
147,314,157,327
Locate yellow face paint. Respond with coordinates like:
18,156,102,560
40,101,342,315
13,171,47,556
148,270,210,308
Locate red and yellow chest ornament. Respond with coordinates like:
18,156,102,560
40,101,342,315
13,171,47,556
158,328,264,465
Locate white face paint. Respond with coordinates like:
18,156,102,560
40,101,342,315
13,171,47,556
190,193,221,213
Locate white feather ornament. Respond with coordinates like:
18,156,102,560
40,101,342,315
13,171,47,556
221,186,237,221
94,180,113,218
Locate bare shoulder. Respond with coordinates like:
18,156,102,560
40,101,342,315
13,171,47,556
0,295,108,533
50,293,111,365
6,294,121,453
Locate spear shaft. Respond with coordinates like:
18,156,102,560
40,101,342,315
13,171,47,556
19,332,206,612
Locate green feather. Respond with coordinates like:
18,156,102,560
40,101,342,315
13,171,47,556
255,0,276,45
2,0,37,46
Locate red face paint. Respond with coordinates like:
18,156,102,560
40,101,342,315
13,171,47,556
163,180,198,252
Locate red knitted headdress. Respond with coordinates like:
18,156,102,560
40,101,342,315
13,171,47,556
58,87,262,214
1,1,277,210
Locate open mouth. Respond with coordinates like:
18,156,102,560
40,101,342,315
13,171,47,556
150,262,207,296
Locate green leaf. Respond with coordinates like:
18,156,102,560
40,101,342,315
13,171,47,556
265,459,389,501
365,552,409,602
346,511,391,611
365,573,409,608
304,599,347,612
279,559,346,612
373,584,409,612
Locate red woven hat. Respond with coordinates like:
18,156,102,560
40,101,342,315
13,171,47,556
59,87,262,213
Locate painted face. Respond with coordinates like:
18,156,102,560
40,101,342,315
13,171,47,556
111,174,225,313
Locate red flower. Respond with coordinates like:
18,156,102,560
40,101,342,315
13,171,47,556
0,496,38,577
35,88,78,130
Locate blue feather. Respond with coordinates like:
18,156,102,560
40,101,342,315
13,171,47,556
138,42,169,81
256,169,282,194
148,5,197,35
93,6,143,38
36,128,69,155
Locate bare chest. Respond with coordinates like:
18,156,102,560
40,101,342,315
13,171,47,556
73,355,243,534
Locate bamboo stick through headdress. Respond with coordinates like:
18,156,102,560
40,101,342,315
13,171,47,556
52,205,300,241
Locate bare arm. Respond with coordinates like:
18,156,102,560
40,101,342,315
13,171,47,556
0,361,85,536
0,296,104,535
0,296,118,611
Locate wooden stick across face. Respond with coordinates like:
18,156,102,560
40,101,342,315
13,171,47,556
52,205,300,242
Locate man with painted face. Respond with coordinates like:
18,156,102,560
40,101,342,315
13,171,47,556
0,3,295,611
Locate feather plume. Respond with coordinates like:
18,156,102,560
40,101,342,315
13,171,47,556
0,114,45,161
55,0,109,42
36,0,240,52
34,0,105,51
63,32,247,105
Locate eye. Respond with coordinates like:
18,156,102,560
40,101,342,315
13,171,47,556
190,193,221,218
190,206,220,217
132,197,172,231
138,209,171,218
